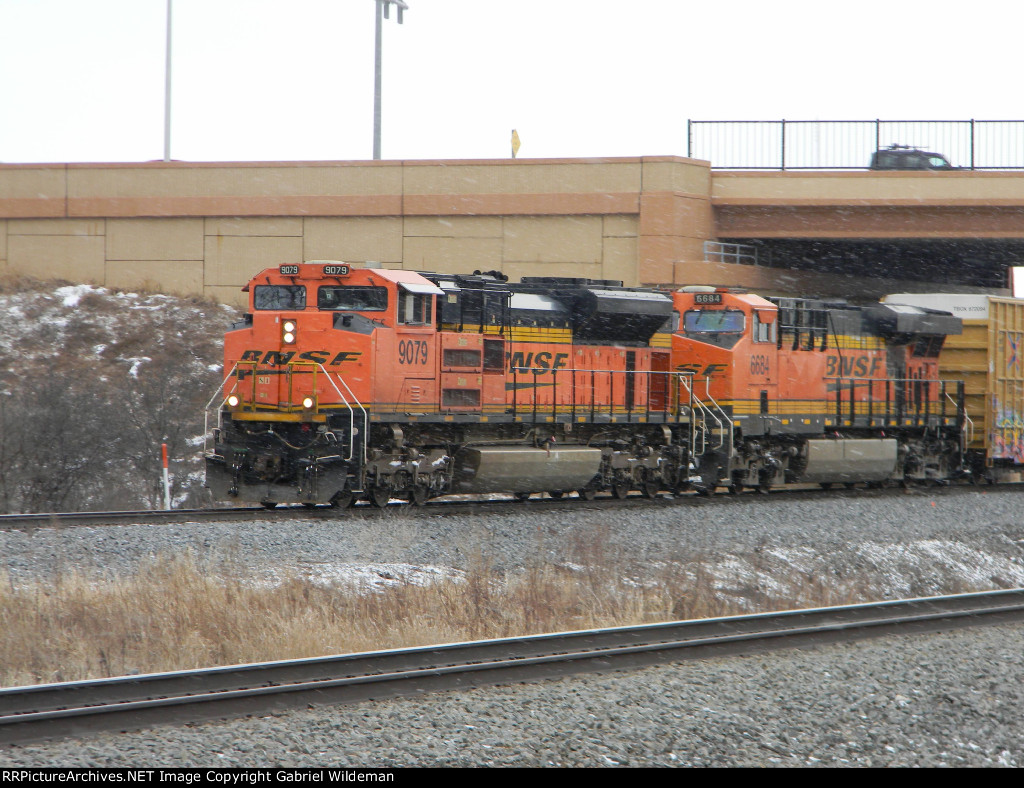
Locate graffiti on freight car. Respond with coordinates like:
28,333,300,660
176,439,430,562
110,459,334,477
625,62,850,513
1007,333,1021,370
992,396,1024,463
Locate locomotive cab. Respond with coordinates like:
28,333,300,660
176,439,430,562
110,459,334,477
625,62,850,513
208,262,448,507
224,262,446,421
671,287,780,433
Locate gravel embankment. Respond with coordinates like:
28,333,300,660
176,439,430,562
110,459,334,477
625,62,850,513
2,488,1024,766
2,489,1023,588
2,624,1023,767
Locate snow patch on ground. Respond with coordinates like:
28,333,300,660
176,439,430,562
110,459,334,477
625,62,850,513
557,538,1024,611
55,284,96,307
287,562,466,591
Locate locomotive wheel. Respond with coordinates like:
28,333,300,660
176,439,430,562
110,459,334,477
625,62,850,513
728,482,743,495
368,486,391,508
819,482,833,491
329,490,355,508
578,487,597,501
548,490,565,499
409,485,429,506
640,478,660,499
612,481,631,499
513,492,532,502
844,482,857,490
302,502,317,509
696,484,716,497
260,500,278,510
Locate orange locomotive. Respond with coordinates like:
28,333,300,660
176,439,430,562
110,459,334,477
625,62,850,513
205,263,695,507
205,263,968,507
670,287,965,492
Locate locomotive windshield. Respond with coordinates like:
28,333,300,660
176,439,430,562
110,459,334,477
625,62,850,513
683,309,745,334
317,286,388,311
254,285,306,310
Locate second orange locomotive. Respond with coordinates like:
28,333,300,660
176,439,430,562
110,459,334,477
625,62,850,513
205,262,966,506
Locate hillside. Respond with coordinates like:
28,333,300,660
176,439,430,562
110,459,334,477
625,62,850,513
0,276,241,513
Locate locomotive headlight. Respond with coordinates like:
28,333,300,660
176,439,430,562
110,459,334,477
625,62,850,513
282,320,297,344
302,396,315,409
284,320,296,332
227,395,240,407
283,331,296,343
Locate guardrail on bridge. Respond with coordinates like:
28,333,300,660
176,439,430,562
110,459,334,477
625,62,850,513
688,119,1024,170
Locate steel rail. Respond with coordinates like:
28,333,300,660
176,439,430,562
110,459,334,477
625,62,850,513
0,507,266,530
3,589,1024,747
1,482,1020,532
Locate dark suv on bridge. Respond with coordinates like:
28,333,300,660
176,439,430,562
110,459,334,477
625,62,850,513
870,145,956,170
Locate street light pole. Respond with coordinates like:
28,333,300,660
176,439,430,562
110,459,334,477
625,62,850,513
373,0,407,160
164,0,173,161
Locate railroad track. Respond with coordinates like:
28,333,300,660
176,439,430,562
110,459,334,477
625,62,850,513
0,481,1016,531
3,589,1024,747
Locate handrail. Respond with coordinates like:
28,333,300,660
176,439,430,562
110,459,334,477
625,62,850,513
946,388,974,445
317,364,369,462
203,362,240,456
315,368,357,461
677,376,701,454
700,375,733,454
509,366,691,422
825,375,964,425
675,373,727,457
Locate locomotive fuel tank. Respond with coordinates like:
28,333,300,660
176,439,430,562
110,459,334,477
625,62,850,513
798,438,898,484
451,446,603,495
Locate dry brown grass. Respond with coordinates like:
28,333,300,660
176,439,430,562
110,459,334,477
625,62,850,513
0,543,890,689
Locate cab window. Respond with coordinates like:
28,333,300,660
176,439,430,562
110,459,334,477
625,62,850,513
683,309,745,334
682,308,745,349
753,311,776,343
317,286,387,311
254,285,306,310
399,292,432,325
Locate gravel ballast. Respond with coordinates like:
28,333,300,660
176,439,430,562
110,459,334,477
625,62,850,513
2,625,1022,767
2,488,1023,766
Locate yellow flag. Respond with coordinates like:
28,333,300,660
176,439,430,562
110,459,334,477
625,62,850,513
511,129,521,159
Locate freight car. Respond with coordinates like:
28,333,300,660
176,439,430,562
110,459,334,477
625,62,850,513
204,263,969,507
882,293,1024,483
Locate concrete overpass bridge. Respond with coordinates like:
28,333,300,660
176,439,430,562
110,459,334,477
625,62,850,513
707,168,1024,294
1,156,1021,305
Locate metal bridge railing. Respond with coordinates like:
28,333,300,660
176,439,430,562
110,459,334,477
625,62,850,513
688,119,1024,170
703,240,764,266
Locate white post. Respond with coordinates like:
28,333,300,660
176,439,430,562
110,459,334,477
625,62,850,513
162,442,172,510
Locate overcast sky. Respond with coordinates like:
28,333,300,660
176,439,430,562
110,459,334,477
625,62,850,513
0,0,1019,164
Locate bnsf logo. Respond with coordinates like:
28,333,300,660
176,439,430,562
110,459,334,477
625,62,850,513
508,351,570,375
825,355,884,378
239,350,362,365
